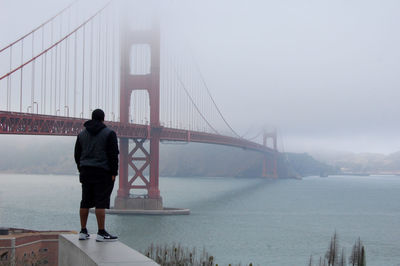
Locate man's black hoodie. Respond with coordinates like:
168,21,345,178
74,120,119,176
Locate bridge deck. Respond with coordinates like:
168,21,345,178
0,111,273,153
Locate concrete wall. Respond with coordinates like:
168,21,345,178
58,234,159,266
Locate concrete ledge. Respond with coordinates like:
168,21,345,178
58,234,159,266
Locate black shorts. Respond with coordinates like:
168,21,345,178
80,171,115,209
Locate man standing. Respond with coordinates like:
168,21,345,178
74,109,119,242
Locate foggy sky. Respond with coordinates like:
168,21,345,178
1,0,400,154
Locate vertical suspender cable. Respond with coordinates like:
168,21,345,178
172,56,174,127
136,48,139,123
190,69,193,130
20,39,24,112
191,67,194,130
177,57,181,128
101,13,105,110
186,62,189,129
66,36,70,115
75,2,80,114
41,27,45,114
67,10,71,115
182,58,184,128
44,52,47,114
188,63,191,129
187,62,190,129
179,58,182,128
145,47,148,123
168,54,171,126
97,14,101,108
64,14,69,116
173,56,176,127
58,15,63,114
174,57,177,127
198,78,200,131
7,47,12,111
49,23,53,115
144,46,147,124
169,55,172,127
111,14,115,121
104,10,109,117
202,79,205,131
104,18,108,113
82,26,86,118
177,57,180,128
192,68,195,130
89,20,93,112
191,65,194,130
186,59,190,129
173,56,175,127
54,44,58,115
189,66,192,130
146,47,149,123
58,42,62,114
195,72,198,130
137,47,140,123
180,57,183,128
167,54,170,126
31,33,35,113
73,32,77,117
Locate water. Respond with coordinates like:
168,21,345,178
1,173,399,265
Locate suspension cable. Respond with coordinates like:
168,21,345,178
175,71,219,134
193,62,241,138
0,1,112,81
0,0,78,53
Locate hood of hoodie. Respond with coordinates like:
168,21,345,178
83,120,106,135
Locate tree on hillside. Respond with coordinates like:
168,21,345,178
325,231,339,266
339,248,346,266
349,238,366,266
310,233,365,266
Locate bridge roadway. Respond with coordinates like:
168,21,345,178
0,111,273,154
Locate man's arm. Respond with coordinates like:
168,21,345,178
106,131,119,176
74,136,82,172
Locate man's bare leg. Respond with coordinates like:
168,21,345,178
95,208,106,230
80,208,89,229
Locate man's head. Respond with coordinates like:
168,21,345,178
92,109,105,122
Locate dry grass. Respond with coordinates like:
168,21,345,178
143,243,254,266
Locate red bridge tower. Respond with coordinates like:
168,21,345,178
262,131,278,178
114,21,163,210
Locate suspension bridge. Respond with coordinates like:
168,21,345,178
0,0,279,211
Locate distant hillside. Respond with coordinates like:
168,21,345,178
0,135,337,178
310,150,400,174
284,152,339,176
159,143,265,177
0,136,77,175
159,143,338,178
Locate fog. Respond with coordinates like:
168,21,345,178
1,0,400,154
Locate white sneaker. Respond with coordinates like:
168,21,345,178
79,230,90,240
96,230,118,242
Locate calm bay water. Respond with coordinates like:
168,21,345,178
0,173,399,265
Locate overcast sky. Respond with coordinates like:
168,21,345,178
1,0,399,154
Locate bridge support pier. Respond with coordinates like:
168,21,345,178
115,197,163,210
